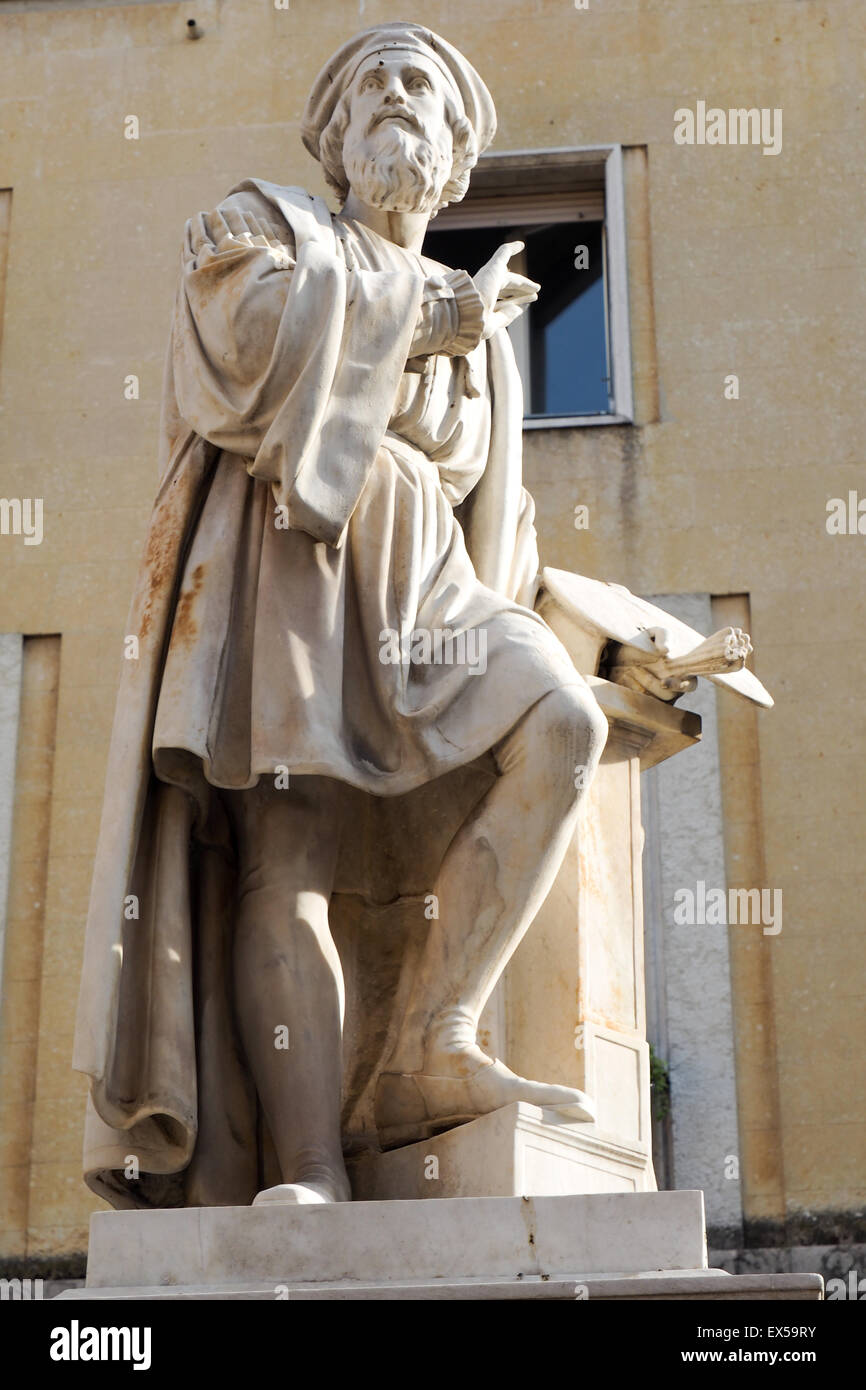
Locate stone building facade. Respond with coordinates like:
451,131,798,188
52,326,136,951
0,0,862,1292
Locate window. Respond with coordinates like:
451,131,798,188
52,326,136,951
423,147,633,428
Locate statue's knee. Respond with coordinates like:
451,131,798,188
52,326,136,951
580,688,609,766
539,683,606,749
535,685,607,807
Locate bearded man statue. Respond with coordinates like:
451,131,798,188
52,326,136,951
72,22,608,1211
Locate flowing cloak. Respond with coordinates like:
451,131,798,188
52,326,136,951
72,179,584,1208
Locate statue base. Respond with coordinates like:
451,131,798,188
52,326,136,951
55,1191,821,1301
347,1102,653,1200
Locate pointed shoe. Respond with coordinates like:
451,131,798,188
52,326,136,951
375,1060,596,1150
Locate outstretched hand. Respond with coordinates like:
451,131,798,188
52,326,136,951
471,241,539,339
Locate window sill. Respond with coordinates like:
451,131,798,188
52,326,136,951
522,413,633,430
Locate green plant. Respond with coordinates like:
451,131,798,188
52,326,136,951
649,1043,671,1121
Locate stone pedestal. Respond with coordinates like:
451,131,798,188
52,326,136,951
55,1192,821,1301
497,675,700,1195
348,1102,649,1201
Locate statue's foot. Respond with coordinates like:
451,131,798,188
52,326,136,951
252,1174,351,1207
375,1049,596,1150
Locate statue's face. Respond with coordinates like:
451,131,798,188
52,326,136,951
348,52,450,147
341,51,456,215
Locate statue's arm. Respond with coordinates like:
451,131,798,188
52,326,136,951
171,197,483,463
171,199,301,458
408,269,485,359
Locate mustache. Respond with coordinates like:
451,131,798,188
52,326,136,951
368,106,424,137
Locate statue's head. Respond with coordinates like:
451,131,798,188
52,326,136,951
302,22,496,217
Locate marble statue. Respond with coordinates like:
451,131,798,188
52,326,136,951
72,22,767,1212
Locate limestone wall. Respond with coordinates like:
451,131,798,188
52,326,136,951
0,0,861,1261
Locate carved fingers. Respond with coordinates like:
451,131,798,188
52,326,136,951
471,241,539,340
186,205,294,269
607,664,697,702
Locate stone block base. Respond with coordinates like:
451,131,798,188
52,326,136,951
55,1272,823,1300
54,1189,823,1301
347,1102,652,1200
51,1189,820,1300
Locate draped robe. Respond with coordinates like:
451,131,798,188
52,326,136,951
72,179,583,1208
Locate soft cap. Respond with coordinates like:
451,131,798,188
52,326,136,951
301,22,497,162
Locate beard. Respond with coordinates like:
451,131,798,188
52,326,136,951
342,121,453,216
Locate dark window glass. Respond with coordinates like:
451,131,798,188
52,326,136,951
423,218,610,418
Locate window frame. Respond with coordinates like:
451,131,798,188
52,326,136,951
431,145,634,429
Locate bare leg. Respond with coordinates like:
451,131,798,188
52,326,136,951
224,775,350,1205
377,684,608,1144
